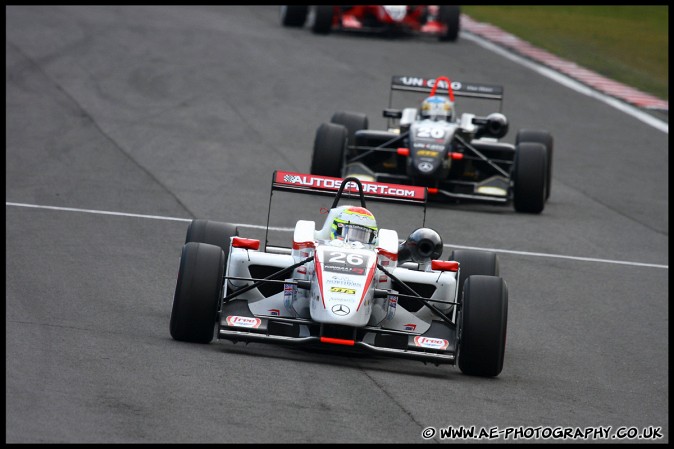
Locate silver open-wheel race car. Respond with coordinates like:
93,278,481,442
170,171,508,377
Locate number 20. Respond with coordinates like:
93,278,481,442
416,127,445,138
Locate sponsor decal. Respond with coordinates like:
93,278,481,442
331,304,350,316
404,323,417,331
330,287,356,294
226,316,262,329
378,275,388,283
327,276,361,288
414,336,449,350
268,309,280,316
398,76,462,91
394,77,502,95
275,171,425,200
386,295,398,321
296,267,307,274
283,283,295,313
325,264,365,275
414,142,446,151
416,150,439,157
381,260,390,267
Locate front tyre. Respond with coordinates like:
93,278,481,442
513,142,547,214
458,275,508,377
170,242,225,344
331,111,368,157
311,122,347,177
515,129,553,200
438,5,460,42
448,249,500,301
185,219,238,256
312,6,334,34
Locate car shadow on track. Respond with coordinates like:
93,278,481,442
214,340,477,381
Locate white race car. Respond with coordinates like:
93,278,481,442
170,171,508,376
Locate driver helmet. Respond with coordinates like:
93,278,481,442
420,95,454,121
330,206,378,244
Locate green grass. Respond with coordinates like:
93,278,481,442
462,6,668,101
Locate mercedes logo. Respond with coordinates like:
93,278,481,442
331,304,350,316
418,162,434,172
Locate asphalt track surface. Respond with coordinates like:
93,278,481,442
6,6,668,443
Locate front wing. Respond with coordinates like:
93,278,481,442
218,299,457,365
343,161,512,205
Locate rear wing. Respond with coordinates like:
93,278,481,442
389,75,504,112
266,170,428,247
390,76,504,100
271,170,427,204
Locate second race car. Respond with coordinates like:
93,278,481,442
310,75,554,214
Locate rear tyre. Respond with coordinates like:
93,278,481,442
438,5,461,42
170,242,225,344
331,111,368,157
513,142,547,214
448,249,499,300
312,6,334,34
516,129,553,200
280,5,308,27
185,219,238,256
458,275,508,377
311,122,347,177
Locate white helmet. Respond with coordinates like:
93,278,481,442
420,95,454,121
330,206,378,244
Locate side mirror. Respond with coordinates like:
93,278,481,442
397,228,443,263
472,112,509,138
383,108,402,119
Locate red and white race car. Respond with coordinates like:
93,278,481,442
281,5,461,42
169,171,508,377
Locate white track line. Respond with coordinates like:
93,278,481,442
460,31,669,134
6,202,668,270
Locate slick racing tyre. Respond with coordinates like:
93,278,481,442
185,219,238,257
513,142,547,214
312,6,334,34
170,242,225,344
458,275,508,377
280,5,308,27
311,122,347,177
438,5,461,42
448,249,500,301
331,111,368,157
516,129,553,200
